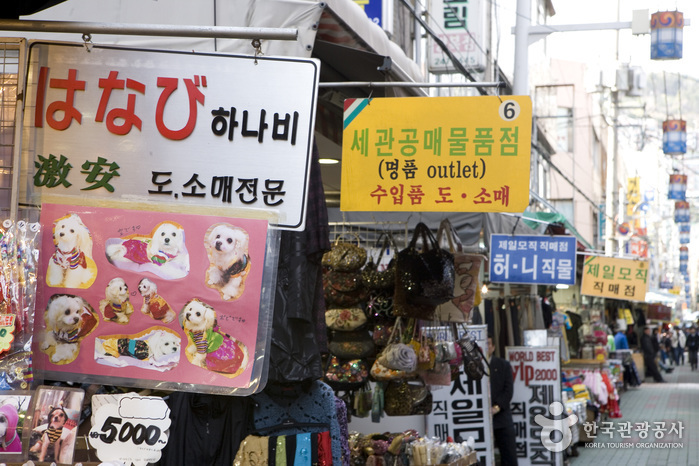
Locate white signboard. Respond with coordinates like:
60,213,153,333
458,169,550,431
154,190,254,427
426,325,493,466
89,395,171,466
22,42,319,230
506,346,564,466
427,0,486,73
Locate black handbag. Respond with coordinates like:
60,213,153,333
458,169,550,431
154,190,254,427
394,223,455,319
457,329,490,381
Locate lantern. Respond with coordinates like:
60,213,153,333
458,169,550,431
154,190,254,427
668,174,687,200
674,201,690,223
679,261,688,274
663,119,687,155
679,223,691,244
680,246,689,261
651,11,684,60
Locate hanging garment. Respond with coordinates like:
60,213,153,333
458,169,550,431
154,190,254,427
159,392,254,466
334,396,351,466
252,381,343,465
268,142,330,384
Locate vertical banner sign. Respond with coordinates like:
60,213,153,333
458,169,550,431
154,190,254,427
426,325,494,466
22,43,319,230
580,256,649,301
626,177,640,217
506,346,563,466
341,96,532,212
427,0,486,72
489,235,576,285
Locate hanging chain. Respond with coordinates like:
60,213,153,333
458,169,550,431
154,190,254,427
82,33,93,52
251,38,263,65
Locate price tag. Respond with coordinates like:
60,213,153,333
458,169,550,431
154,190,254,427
0,315,16,355
88,395,171,466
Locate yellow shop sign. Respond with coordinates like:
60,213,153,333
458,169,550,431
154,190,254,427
340,96,532,212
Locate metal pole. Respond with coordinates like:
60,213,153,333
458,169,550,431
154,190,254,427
0,19,298,41
318,81,503,89
513,0,530,95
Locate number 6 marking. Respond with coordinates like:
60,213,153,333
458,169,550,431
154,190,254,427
499,100,520,121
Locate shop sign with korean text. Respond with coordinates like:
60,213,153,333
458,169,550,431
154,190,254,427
580,255,649,301
22,42,319,230
426,325,494,466
341,96,532,212
427,0,486,72
489,235,576,285
506,346,563,466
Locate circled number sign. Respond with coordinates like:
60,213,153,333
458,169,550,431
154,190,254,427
499,100,521,121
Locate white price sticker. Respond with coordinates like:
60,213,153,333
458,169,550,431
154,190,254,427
89,396,171,466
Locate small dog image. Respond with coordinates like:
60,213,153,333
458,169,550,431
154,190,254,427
180,298,249,377
105,220,190,280
138,277,176,324
99,277,135,324
40,294,99,364
0,401,22,453
28,406,66,462
204,223,251,301
46,213,97,289
95,327,181,371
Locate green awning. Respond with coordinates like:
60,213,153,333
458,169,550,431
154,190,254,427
521,212,594,250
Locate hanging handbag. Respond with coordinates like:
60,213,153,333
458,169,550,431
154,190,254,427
322,234,367,272
370,318,416,381
457,327,490,381
383,379,433,416
377,319,418,372
361,232,398,291
328,330,376,359
324,355,370,390
323,268,369,307
325,307,368,331
394,222,455,319
435,218,484,323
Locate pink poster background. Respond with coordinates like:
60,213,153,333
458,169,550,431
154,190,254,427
35,203,270,391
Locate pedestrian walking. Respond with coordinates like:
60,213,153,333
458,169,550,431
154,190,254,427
686,326,699,371
642,326,665,382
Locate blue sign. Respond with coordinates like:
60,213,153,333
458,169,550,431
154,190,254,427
489,234,577,285
354,0,383,27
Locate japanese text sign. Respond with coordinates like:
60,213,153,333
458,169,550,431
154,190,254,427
426,325,494,466
580,255,649,301
506,346,563,466
22,42,319,230
489,235,576,285
340,96,532,212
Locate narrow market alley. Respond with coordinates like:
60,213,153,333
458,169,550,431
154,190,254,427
570,361,699,466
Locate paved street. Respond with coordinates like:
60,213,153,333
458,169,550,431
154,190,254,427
570,358,699,466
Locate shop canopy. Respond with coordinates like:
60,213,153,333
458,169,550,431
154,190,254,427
521,211,593,250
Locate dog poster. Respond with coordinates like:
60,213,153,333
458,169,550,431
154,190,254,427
26,385,84,465
0,391,30,461
36,202,273,395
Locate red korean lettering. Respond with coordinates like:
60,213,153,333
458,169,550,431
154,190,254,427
155,75,207,140
96,71,146,135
